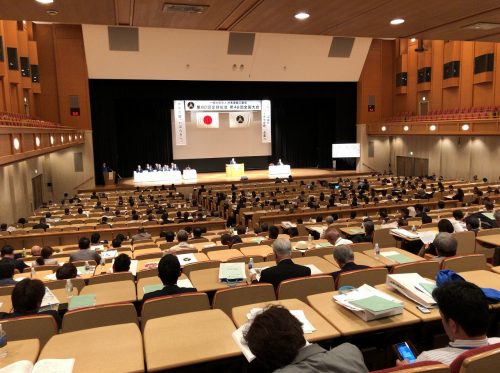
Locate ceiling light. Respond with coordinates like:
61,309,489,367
294,12,310,20
410,38,416,42
163,3,208,14
403,125,409,131
46,9,58,15
429,124,437,131
381,126,387,132
390,18,405,25
36,0,54,4
13,138,20,151
461,124,470,131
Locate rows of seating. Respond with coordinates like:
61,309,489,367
385,106,500,122
0,111,69,129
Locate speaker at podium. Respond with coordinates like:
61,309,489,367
103,171,115,185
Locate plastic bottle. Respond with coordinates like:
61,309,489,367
84,260,90,272
411,225,417,232
22,247,26,258
30,267,36,278
308,234,313,243
100,256,106,273
248,258,254,270
0,324,7,358
374,243,380,256
65,279,74,300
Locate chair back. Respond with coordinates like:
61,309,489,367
141,292,210,331
304,247,334,257
87,272,134,285
391,261,441,280
72,260,97,267
45,278,86,293
453,231,476,256
277,275,334,302
440,254,487,272
370,361,450,373
134,252,163,261
336,267,388,289
24,264,59,272
289,235,310,242
171,248,198,255
231,242,259,250
0,285,14,296
373,228,398,248
213,283,276,316
349,242,374,252
202,245,229,254
182,260,221,277
188,238,209,243
225,256,249,263
450,343,500,373
62,303,138,333
136,268,158,281
0,314,58,348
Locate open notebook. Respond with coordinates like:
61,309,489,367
0,359,75,373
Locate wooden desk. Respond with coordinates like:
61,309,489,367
307,291,420,336
14,270,54,282
39,323,144,373
390,228,438,242
460,270,500,290
340,227,366,236
323,252,385,269
476,234,500,247
492,266,500,275
363,248,425,266
239,245,273,258
375,284,441,322
207,249,245,262
192,242,219,252
144,309,241,371
232,298,340,342
80,280,137,305
0,295,11,312
253,256,337,275
0,339,39,368
189,267,249,293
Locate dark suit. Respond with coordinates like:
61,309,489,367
332,262,370,281
32,223,49,230
0,257,28,273
258,259,311,290
142,284,197,304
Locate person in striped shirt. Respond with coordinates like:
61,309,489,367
397,281,500,366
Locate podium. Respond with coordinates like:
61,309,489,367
225,163,245,177
103,171,115,185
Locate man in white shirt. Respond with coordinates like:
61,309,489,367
164,230,194,254
397,281,500,367
449,210,466,232
323,226,353,246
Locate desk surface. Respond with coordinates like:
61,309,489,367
363,248,425,266
239,245,273,258
232,298,340,342
0,339,39,368
144,309,241,371
39,323,144,373
79,280,137,305
307,291,421,336
207,249,245,262
492,266,500,275
189,267,249,293
476,234,500,246
460,270,500,290
323,252,385,269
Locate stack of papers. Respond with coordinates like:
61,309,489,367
333,284,404,321
0,359,75,373
380,251,414,264
219,262,246,282
68,294,96,310
417,231,437,245
281,221,297,228
304,264,322,275
251,237,265,243
176,253,198,266
386,273,437,308
391,228,419,239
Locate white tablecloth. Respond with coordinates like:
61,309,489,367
268,165,291,178
182,169,197,180
133,170,182,183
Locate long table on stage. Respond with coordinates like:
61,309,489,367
268,164,291,178
134,170,182,183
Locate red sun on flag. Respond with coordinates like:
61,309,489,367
203,115,212,125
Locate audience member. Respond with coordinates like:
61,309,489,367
244,305,368,372
34,246,57,266
32,217,49,231
0,262,17,286
69,237,101,263
30,245,42,257
352,220,374,243
164,230,194,253
268,225,279,240
131,227,152,242
324,226,353,246
1,245,28,273
56,263,78,280
331,245,369,280
450,210,466,232
112,253,131,273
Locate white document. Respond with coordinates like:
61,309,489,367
304,264,322,275
44,273,58,281
281,221,297,228
219,262,246,281
176,253,198,267
390,228,418,239
232,324,256,362
380,251,400,257
101,250,117,259
41,287,60,308
386,273,437,308
417,231,437,245
177,278,194,288
0,359,75,373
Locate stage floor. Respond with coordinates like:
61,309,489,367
82,168,370,193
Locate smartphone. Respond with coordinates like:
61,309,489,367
393,342,417,363
416,305,431,314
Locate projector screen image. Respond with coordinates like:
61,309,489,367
172,100,272,160
332,143,361,158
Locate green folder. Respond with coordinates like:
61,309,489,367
68,294,96,310
349,227,364,234
143,284,163,294
420,282,437,296
350,295,402,313
317,242,333,247
76,266,90,275
386,254,413,264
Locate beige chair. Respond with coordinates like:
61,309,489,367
440,254,487,272
370,362,450,372
213,283,276,316
61,303,138,333
336,267,389,289
0,314,58,348
46,278,86,293
373,228,398,248
0,285,14,296
188,238,209,243
23,264,59,273
231,242,260,250
141,292,210,331
136,268,158,281
87,272,134,285
277,275,334,302
450,342,500,373
202,245,229,254
454,231,476,255
349,242,374,252
133,243,159,250
303,246,334,257
391,261,441,280
182,260,221,277
225,256,251,263
171,248,198,255
134,252,163,261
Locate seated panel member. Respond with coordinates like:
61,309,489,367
142,254,197,304
244,305,368,372
251,238,311,290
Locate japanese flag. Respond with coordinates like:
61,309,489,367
196,112,219,128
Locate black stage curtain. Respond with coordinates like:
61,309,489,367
89,80,356,183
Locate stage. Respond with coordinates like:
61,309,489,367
82,168,371,193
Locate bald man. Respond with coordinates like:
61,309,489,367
30,245,42,257
323,226,353,246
